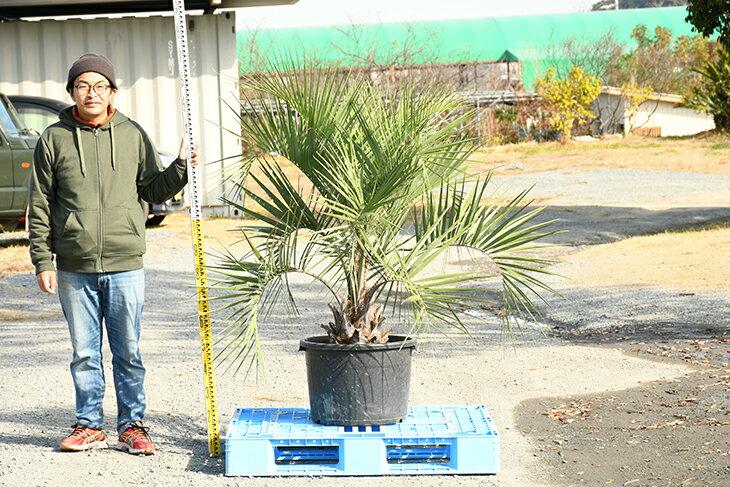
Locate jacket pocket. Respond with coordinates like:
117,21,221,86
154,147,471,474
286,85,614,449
53,208,98,257
102,206,146,256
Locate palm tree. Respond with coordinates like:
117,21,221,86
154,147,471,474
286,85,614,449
209,60,558,374
683,45,730,132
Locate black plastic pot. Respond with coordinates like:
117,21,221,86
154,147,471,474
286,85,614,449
299,335,416,426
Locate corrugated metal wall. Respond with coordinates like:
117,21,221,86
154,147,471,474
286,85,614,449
0,12,241,210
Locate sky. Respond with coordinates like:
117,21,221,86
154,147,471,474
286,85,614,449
236,0,600,30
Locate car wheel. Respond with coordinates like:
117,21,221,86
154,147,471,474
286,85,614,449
145,215,166,227
0,221,20,232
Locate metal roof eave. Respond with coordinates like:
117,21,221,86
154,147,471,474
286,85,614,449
0,0,297,19
602,86,685,104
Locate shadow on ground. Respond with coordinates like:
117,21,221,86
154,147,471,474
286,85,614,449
533,205,730,245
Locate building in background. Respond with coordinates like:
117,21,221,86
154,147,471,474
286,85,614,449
596,88,715,137
239,6,713,139
239,7,696,90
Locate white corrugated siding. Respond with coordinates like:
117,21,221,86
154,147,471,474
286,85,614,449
0,12,241,210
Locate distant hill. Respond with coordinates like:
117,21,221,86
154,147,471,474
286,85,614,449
592,0,687,10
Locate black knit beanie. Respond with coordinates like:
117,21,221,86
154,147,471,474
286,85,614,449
66,53,117,93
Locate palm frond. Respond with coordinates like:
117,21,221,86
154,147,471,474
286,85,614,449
412,175,561,328
207,56,560,373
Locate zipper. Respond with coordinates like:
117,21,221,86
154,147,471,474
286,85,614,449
94,127,103,272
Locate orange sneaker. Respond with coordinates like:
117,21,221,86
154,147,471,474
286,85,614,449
60,424,108,452
116,421,156,455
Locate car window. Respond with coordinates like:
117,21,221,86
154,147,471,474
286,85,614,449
14,105,59,133
0,96,21,137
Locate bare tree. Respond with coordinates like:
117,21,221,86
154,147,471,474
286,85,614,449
541,29,625,82
331,23,447,68
610,25,713,95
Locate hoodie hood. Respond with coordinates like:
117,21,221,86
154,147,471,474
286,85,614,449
59,105,129,129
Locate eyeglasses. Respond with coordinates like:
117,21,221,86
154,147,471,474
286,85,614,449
74,82,111,96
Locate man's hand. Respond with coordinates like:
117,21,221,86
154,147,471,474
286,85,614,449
178,139,200,166
37,270,57,294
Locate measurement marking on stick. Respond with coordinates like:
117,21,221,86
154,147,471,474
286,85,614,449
172,0,220,456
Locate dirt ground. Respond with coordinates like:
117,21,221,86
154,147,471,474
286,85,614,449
514,222,730,486
1,135,729,486
472,133,730,175
481,137,730,486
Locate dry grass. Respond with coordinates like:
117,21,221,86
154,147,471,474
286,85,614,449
149,213,252,252
471,133,730,175
0,214,252,280
11,211,725,293
0,308,63,322
0,242,33,279
559,221,730,293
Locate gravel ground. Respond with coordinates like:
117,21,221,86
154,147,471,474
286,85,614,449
1,168,728,487
496,169,730,486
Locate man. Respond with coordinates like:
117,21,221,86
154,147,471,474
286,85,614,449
28,53,199,455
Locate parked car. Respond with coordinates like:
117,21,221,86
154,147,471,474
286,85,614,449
8,95,185,226
0,93,36,230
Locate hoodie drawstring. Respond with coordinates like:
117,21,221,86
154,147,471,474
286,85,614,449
109,121,116,171
75,126,87,178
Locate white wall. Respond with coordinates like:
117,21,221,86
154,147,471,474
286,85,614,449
632,99,715,137
595,93,715,137
0,12,241,210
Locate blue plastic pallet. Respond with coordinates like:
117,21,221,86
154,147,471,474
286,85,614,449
225,405,499,476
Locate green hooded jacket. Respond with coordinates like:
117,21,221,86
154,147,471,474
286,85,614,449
29,107,188,274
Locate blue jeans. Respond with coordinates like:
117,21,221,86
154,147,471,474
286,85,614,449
57,269,146,435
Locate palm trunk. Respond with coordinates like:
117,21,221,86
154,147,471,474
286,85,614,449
348,241,368,323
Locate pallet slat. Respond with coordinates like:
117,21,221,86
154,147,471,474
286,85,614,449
225,405,499,476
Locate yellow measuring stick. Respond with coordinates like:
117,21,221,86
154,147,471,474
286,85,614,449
172,0,220,456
